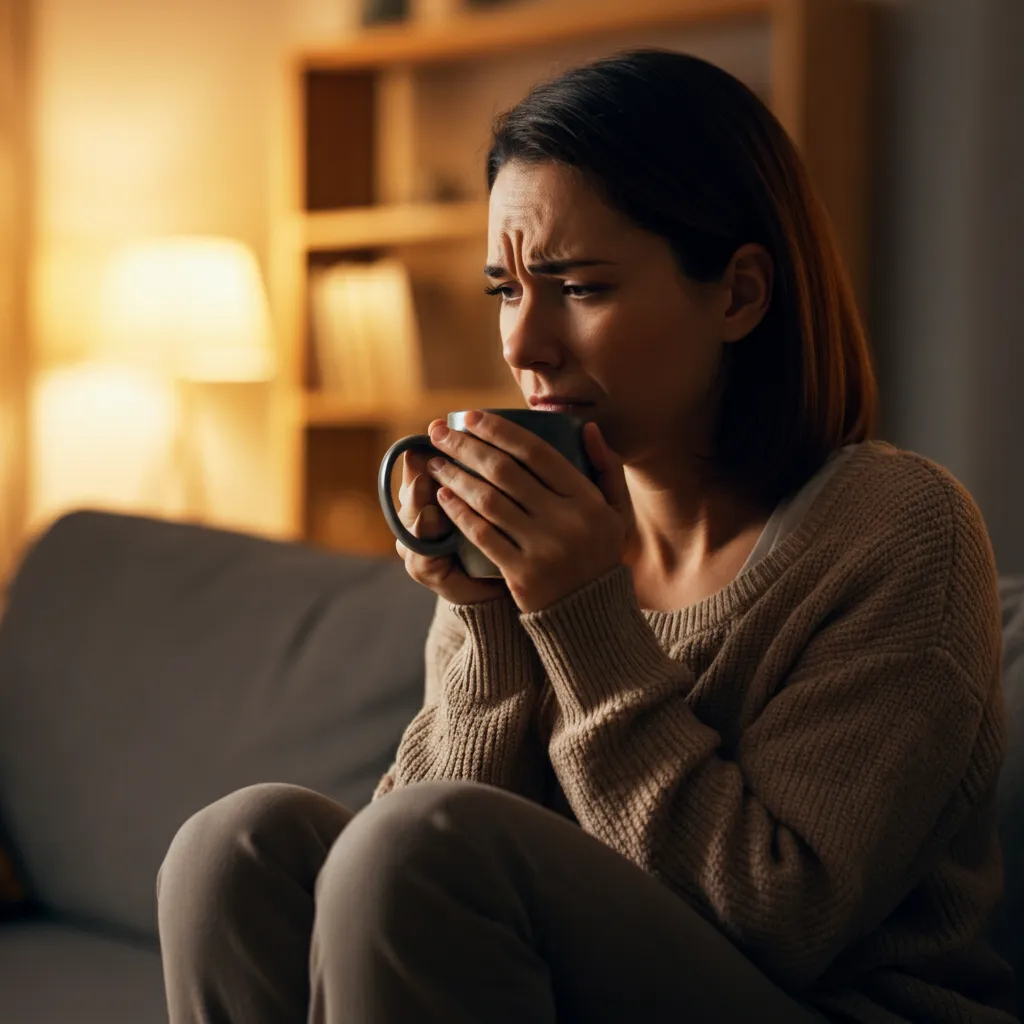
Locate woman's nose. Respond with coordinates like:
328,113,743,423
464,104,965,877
501,296,564,372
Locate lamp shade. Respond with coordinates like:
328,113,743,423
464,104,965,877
97,237,277,382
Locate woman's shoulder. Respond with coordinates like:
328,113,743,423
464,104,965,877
813,440,1000,680
825,440,991,552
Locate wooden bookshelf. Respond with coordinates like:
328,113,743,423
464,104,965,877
267,0,876,556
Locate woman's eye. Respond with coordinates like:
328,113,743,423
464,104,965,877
562,283,606,298
484,284,519,301
484,282,607,301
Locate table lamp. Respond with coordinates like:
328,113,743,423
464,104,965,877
97,236,277,519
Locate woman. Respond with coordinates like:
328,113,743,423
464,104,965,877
156,50,1016,1022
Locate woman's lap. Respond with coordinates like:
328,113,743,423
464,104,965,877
316,780,825,1023
157,779,826,1023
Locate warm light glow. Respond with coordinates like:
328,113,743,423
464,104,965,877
97,237,277,382
30,362,182,529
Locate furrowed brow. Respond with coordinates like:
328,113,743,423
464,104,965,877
483,258,613,278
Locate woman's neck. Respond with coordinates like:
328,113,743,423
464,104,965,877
622,464,775,611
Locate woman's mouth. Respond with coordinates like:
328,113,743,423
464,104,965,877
531,401,593,413
528,394,596,414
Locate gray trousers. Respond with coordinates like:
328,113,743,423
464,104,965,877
156,780,827,1023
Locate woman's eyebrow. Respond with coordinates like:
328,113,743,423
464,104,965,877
483,258,615,278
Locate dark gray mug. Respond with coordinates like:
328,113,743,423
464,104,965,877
378,408,597,578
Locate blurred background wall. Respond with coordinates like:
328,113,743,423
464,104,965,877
17,0,1024,570
872,0,1024,574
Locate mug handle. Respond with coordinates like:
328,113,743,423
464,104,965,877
378,434,462,558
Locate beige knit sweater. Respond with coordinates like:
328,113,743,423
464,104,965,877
374,440,1017,1022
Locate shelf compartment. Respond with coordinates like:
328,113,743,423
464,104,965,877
304,425,397,556
304,71,376,210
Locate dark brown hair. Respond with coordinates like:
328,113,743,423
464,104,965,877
487,49,877,504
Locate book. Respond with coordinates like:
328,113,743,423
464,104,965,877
363,259,422,401
309,260,422,404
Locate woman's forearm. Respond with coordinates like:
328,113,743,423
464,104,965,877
374,593,547,801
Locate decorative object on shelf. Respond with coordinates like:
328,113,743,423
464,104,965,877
362,0,408,26
417,171,471,203
96,236,277,520
308,258,422,404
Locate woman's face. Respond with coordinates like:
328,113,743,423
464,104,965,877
486,159,735,464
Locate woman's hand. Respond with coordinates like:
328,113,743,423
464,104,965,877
395,421,511,606
424,410,634,614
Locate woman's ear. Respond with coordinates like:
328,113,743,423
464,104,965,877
721,243,773,343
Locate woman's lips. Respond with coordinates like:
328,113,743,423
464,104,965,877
531,401,593,413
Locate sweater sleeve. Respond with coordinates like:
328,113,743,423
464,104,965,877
373,592,547,802
519,551,1002,991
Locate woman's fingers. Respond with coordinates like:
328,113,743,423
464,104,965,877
415,503,451,539
396,449,454,564
393,422,511,604
399,456,440,527
398,451,427,512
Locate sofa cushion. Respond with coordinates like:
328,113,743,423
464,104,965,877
0,845,28,911
0,585,31,916
0,511,435,940
0,918,165,1024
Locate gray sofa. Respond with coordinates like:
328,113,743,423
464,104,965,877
0,510,1020,1022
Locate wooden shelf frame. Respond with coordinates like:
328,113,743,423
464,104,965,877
299,0,771,71
303,200,488,252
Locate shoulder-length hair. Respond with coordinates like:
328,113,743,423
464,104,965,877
486,48,877,504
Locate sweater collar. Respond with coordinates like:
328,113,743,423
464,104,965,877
640,440,891,643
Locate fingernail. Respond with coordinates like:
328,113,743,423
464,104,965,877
427,457,445,472
430,424,449,442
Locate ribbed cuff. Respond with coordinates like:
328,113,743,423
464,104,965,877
446,593,539,702
519,564,671,723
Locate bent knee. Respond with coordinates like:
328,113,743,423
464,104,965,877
157,782,328,893
318,782,522,886
363,780,525,840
